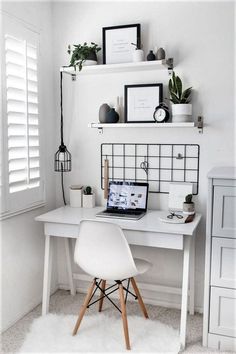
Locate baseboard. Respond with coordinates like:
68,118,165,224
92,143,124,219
58,275,203,314
1,285,59,333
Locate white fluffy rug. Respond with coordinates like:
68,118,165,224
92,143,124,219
20,314,180,353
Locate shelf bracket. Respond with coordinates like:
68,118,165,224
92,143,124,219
197,116,203,133
167,58,174,75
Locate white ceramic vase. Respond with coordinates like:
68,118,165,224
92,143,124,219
172,104,192,123
83,193,95,208
132,49,144,62
83,60,97,66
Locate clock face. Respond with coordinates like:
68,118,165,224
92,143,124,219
154,107,166,122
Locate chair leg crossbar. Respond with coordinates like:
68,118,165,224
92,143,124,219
72,277,149,350
86,279,137,313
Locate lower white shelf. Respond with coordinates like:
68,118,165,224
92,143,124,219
88,122,195,129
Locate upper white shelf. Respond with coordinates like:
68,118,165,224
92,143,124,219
60,59,172,76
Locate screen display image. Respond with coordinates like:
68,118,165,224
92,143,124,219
107,183,147,210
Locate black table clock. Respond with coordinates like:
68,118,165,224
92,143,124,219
153,103,170,123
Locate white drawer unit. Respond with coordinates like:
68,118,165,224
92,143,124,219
212,186,236,238
209,287,236,338
208,333,236,351
203,167,236,351
211,237,236,288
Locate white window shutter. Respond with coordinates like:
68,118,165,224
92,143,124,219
1,15,45,217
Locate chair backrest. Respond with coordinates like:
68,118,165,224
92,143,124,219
74,220,138,280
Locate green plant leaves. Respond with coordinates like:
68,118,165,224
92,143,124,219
181,87,192,103
175,76,182,99
67,42,101,71
168,71,192,104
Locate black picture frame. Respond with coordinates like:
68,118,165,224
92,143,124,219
124,83,163,123
102,24,141,64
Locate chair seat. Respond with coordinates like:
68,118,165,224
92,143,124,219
134,258,152,275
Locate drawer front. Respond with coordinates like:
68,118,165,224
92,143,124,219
212,186,236,238
124,230,183,250
211,237,236,288
208,333,236,351
209,287,236,337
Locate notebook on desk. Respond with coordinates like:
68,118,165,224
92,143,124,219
96,181,149,220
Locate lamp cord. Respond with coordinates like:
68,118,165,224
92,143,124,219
60,71,64,145
61,169,66,206
60,73,66,206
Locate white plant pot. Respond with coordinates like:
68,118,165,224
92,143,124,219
83,194,95,208
83,60,97,66
172,104,192,123
132,49,144,62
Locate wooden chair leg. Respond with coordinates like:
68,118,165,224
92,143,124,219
130,277,149,319
118,283,131,350
98,280,106,312
72,279,96,336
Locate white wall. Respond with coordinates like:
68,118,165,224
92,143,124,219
1,1,57,331
52,1,235,311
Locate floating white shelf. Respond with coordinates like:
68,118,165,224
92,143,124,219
88,122,195,129
60,59,172,76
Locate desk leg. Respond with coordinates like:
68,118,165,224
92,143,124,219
64,238,76,296
42,235,53,315
189,232,195,315
180,236,191,350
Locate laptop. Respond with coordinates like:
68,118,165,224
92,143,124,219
96,181,149,220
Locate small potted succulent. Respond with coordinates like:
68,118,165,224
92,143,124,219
131,39,144,62
168,71,193,122
83,186,95,208
183,194,195,215
67,42,101,71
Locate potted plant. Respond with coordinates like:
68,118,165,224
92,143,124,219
131,40,144,62
168,71,193,122
83,186,95,208
183,194,195,215
67,42,101,71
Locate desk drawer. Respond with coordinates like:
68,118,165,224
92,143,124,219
124,230,183,250
211,237,236,288
209,287,236,338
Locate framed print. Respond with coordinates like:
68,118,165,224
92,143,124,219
124,84,163,123
102,24,140,64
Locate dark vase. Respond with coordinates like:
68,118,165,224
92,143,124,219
147,50,156,61
106,108,119,123
87,50,97,61
156,47,165,60
99,103,111,123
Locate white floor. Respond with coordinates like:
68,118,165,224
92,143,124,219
2,289,223,353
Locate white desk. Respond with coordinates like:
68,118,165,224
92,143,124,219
36,206,201,350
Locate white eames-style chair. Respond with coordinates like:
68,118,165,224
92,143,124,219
72,220,152,350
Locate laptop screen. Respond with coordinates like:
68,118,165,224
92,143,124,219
107,181,149,211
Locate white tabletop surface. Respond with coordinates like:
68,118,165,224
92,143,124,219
36,206,201,236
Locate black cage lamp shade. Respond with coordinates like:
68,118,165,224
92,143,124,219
54,143,72,172
54,71,72,172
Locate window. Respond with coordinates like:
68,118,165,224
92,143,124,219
1,15,44,218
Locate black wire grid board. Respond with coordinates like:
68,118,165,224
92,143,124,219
101,143,200,195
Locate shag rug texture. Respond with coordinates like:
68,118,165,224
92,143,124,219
20,313,180,353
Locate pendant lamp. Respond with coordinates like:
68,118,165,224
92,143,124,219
54,71,72,204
